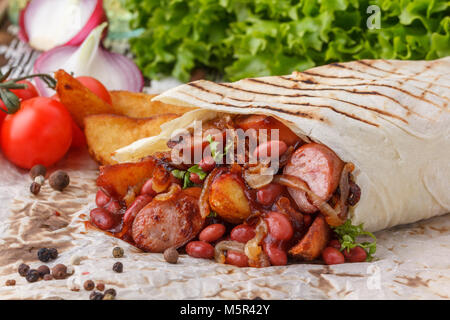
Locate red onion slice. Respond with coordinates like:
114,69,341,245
34,23,144,96
19,0,106,51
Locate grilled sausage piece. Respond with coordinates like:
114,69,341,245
131,188,204,252
283,143,344,213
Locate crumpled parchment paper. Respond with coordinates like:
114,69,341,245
0,149,449,300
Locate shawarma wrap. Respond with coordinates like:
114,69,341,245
114,57,450,235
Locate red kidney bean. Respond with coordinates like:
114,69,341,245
189,172,202,184
253,140,288,159
199,156,216,172
90,208,116,230
186,241,215,259
95,189,110,208
263,242,287,266
343,246,367,263
104,199,122,214
199,224,226,243
230,224,256,243
225,251,249,267
264,211,293,241
123,194,153,225
303,214,312,227
256,183,284,206
140,179,157,196
328,239,342,250
322,247,345,265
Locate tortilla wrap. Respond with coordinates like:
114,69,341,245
114,58,450,232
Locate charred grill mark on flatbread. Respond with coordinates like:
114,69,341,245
181,85,379,127
196,80,406,124
309,62,450,91
243,78,431,120
188,82,253,102
280,76,448,108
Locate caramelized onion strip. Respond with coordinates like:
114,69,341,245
273,174,345,227
214,241,245,264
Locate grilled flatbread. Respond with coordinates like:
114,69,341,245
114,58,450,232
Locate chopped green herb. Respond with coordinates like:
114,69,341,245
332,220,377,262
171,170,186,180
206,135,220,161
207,211,217,218
187,164,208,180
183,172,193,189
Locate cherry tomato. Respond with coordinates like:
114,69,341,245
343,246,367,263
70,120,87,148
1,97,73,169
0,81,38,131
186,241,214,259
230,224,255,243
322,247,345,265
225,251,249,267
264,211,293,241
76,76,112,105
11,80,39,101
256,183,284,206
90,208,116,230
199,224,226,243
263,241,287,266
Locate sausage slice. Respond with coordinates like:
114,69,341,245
132,188,204,252
283,143,344,213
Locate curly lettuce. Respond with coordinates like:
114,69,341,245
124,0,450,82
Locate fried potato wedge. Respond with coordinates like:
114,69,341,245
289,215,330,260
97,157,158,200
84,113,179,166
55,70,113,128
209,173,251,223
110,91,197,118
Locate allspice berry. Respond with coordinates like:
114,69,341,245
164,247,179,264
51,264,67,279
43,274,53,281
5,279,16,286
49,170,70,191
30,164,47,180
84,280,95,291
96,283,105,291
112,247,124,258
26,270,40,283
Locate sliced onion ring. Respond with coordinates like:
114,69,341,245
34,23,144,96
214,241,245,264
244,219,268,266
336,163,355,220
273,174,345,227
20,0,106,51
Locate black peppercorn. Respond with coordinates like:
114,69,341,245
104,288,117,298
30,164,47,180
89,291,104,300
30,182,41,195
112,262,123,273
26,270,40,283
18,263,30,277
37,248,51,262
48,248,58,260
37,265,50,277
49,170,70,191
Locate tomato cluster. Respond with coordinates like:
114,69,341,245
0,76,110,169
